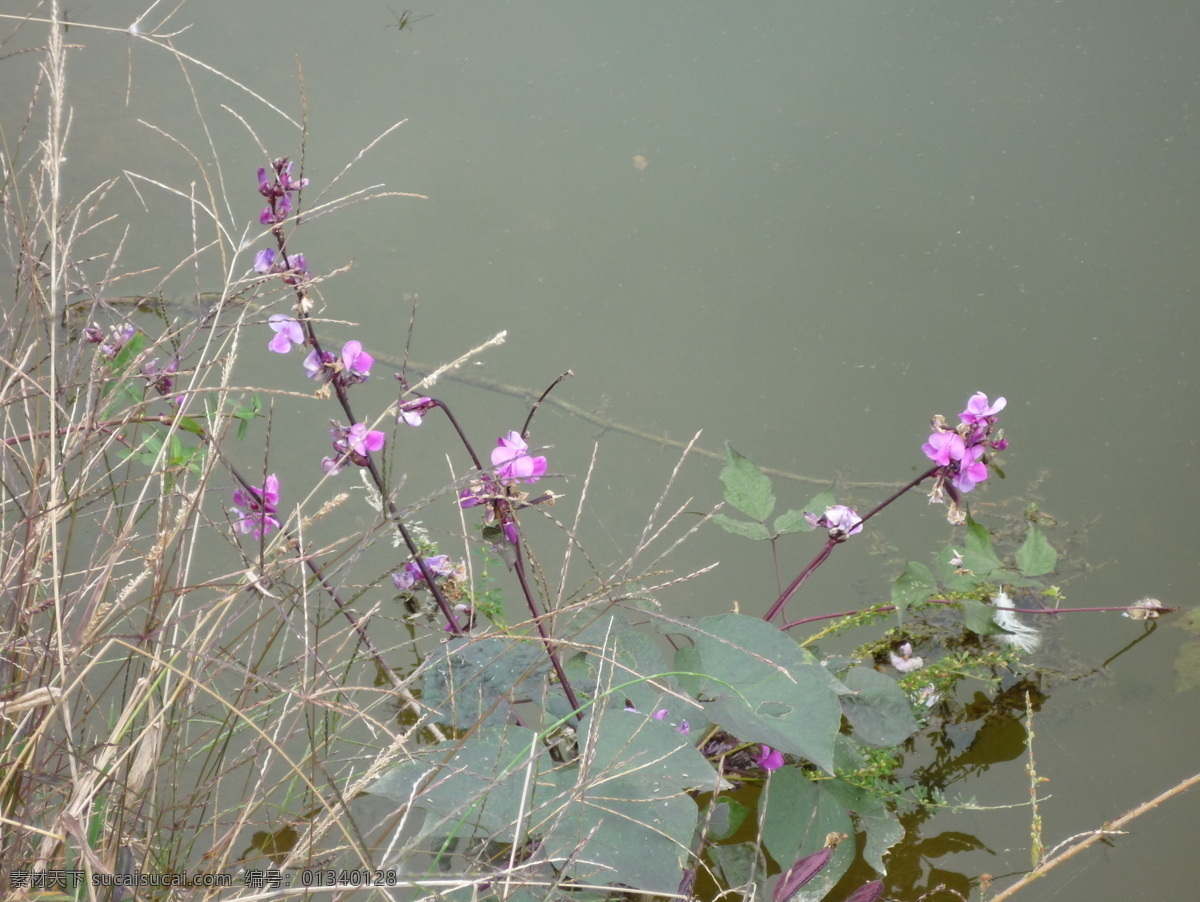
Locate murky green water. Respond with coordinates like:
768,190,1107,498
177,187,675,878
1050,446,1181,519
4,1,1198,897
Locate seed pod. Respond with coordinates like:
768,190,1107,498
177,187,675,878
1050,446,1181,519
772,847,832,902
843,879,885,902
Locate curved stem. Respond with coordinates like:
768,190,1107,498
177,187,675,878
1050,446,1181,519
764,465,940,624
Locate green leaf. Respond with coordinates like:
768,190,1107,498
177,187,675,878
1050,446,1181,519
366,725,542,842
802,486,837,519
421,636,562,730
964,517,1005,577
760,768,854,896
175,416,205,437
713,513,772,540
536,705,709,892
840,667,920,747
891,561,935,622
684,614,847,773
1016,522,1058,577
773,508,812,535
935,545,979,592
720,443,776,521
961,599,1004,637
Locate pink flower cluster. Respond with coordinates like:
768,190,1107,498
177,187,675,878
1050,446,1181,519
922,392,1008,522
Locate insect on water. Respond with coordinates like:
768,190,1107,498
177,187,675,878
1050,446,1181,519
385,8,434,32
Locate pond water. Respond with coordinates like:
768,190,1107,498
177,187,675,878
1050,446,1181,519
4,1,1198,898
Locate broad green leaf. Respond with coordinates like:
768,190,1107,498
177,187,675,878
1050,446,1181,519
961,599,1004,637
537,771,698,893
581,703,720,794
684,614,847,773
773,508,812,535
820,779,903,872
720,443,776,521
1016,522,1058,577
964,517,1005,577
366,725,542,842
935,545,979,592
840,667,920,747
713,513,772,541
891,562,936,621
760,768,854,897
421,636,564,729
710,842,767,897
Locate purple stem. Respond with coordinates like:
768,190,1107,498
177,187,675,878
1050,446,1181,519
764,465,940,623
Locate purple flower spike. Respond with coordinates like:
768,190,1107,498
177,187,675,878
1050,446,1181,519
492,431,548,485
268,315,305,353
257,157,308,225
922,392,1009,522
755,745,785,773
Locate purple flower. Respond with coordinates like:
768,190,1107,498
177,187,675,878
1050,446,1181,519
268,315,305,353
393,555,464,593
257,157,308,225
303,349,330,381
346,423,385,456
491,432,547,485
143,357,178,396
340,341,373,384
922,392,1009,521
398,396,436,426
959,391,1006,425
254,247,310,285
755,745,785,772
889,641,924,673
949,443,988,493
254,248,278,274
99,323,136,358
921,431,965,467
324,422,384,471
803,504,863,540
231,474,281,539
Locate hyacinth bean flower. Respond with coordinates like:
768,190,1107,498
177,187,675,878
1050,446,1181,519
889,641,924,673
340,341,374,384
231,474,281,539
755,745,785,772
803,504,863,540
257,157,308,225
268,315,305,353
254,247,309,286
491,431,547,485
323,422,385,473
398,396,436,426
922,391,1008,522
959,391,1006,424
